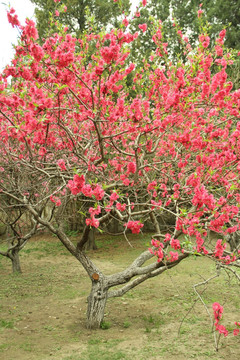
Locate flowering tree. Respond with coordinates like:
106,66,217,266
0,4,240,331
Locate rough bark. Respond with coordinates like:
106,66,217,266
227,232,240,252
83,228,97,251
10,248,22,273
86,277,108,329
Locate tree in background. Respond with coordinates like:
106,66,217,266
130,0,240,63
30,0,131,39
0,198,39,273
1,4,240,338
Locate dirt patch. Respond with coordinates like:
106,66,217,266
0,234,239,360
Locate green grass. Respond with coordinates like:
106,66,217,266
123,320,131,328
0,319,14,329
19,342,33,352
100,321,111,330
0,234,239,360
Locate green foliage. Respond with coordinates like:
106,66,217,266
100,320,111,330
30,0,131,39
130,0,240,65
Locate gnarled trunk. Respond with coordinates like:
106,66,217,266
10,248,22,273
86,277,108,329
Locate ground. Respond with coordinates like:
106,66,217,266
0,233,239,360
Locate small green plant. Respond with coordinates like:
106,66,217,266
100,321,111,330
88,338,102,345
43,325,55,331
143,314,154,324
0,319,14,329
20,342,32,352
123,320,131,328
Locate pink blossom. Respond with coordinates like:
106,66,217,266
95,65,104,76
110,192,119,202
214,239,227,259
92,185,105,200
233,329,239,336
39,147,46,156
116,202,126,211
50,195,61,207
122,18,129,27
164,233,171,242
7,8,20,28
30,43,44,62
86,217,99,228
219,29,226,39
138,23,147,33
199,34,210,48
127,162,136,174
57,159,67,171
82,184,93,197
147,181,157,191
67,174,85,195
101,44,120,64
216,324,228,337
212,302,223,321
55,198,61,206
89,205,101,216
170,238,181,250
169,251,179,262
125,220,144,234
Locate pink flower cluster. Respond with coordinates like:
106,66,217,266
67,175,105,200
127,162,136,174
50,194,61,207
170,238,181,250
234,322,240,336
7,8,20,28
212,302,228,337
150,239,164,262
101,44,120,64
125,220,144,234
138,24,147,33
212,303,240,337
214,239,226,258
86,205,101,228
57,159,67,171
67,174,85,195
116,202,126,211
199,34,210,48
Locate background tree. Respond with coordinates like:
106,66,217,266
1,6,239,332
0,198,39,273
30,0,131,39
130,0,240,64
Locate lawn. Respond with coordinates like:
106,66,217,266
0,233,239,360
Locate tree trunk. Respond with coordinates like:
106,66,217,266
10,248,22,273
83,228,97,251
227,232,240,252
86,278,108,329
